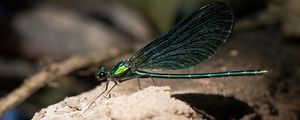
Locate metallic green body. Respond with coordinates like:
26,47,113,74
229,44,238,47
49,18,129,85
111,61,133,79
134,69,268,79
107,61,268,81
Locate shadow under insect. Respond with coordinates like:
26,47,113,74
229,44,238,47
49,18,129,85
172,93,261,120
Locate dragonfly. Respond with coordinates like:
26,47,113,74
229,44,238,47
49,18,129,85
85,2,268,111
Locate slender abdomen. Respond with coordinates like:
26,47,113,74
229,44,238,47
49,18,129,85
135,70,268,79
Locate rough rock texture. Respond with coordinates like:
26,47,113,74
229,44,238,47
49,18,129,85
32,86,198,120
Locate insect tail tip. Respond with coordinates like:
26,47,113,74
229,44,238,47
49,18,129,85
258,69,270,74
262,70,269,73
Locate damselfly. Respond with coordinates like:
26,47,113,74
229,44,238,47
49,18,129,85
85,2,268,111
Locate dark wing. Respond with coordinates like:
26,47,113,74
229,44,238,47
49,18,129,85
129,2,234,70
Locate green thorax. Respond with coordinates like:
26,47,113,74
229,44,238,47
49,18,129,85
111,60,133,78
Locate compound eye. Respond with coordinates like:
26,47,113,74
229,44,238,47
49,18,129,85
96,72,107,81
99,72,106,77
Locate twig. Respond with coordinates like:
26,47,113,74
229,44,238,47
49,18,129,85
0,50,121,116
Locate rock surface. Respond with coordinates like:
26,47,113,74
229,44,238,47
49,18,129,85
32,86,198,120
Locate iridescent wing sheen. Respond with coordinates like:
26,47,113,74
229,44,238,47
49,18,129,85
129,2,234,70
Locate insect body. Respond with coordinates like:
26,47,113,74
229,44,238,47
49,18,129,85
85,2,268,112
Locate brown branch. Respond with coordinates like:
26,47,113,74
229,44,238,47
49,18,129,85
0,50,121,116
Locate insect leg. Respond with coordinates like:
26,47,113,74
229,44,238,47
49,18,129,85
106,81,118,96
150,77,158,86
137,78,142,90
84,81,109,113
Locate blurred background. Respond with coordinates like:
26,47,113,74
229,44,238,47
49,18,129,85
0,0,299,119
